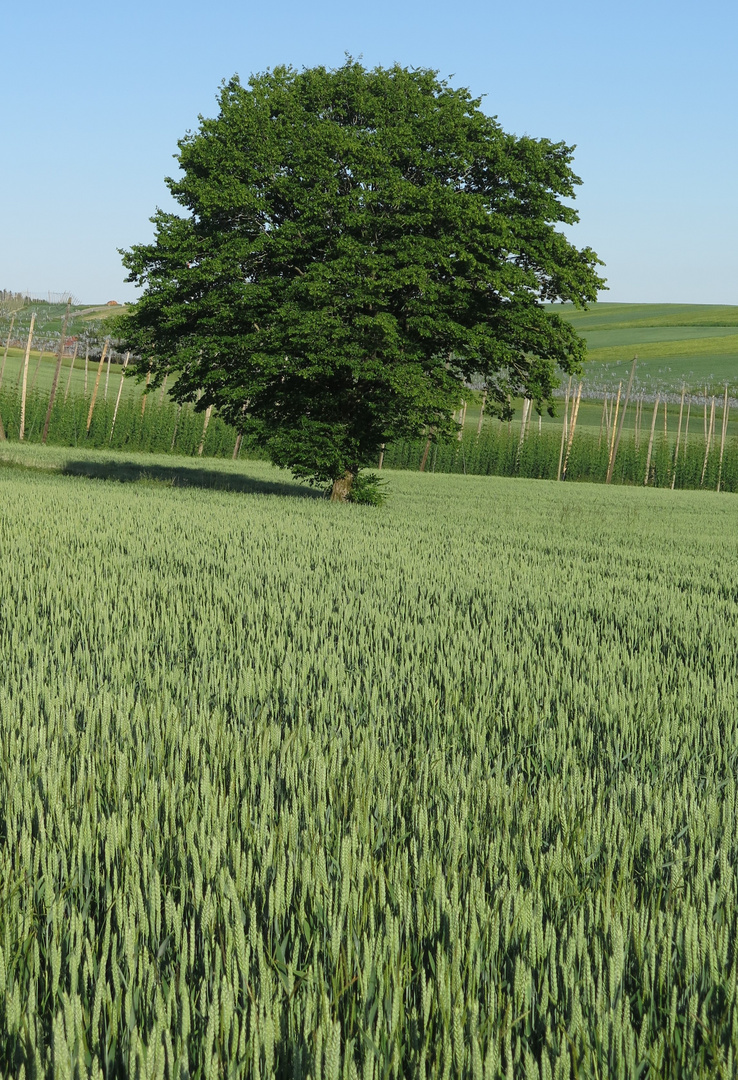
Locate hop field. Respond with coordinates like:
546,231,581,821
1,451,738,1078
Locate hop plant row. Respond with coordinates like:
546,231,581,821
2,386,736,491
0,390,245,459
383,427,738,491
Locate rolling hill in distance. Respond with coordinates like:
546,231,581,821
2,299,737,396
558,302,738,392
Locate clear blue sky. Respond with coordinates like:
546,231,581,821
2,0,735,305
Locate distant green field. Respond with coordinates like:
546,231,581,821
556,303,738,392
584,327,738,349
562,302,738,329
3,300,737,396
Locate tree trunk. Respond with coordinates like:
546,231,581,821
330,470,354,501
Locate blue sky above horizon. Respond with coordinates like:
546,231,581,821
1,0,735,305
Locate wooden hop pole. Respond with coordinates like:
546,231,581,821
700,396,715,486
84,344,89,394
19,314,36,441
29,348,45,392
170,404,183,452
104,346,112,400
197,404,213,456
605,381,622,480
607,357,637,484
476,390,487,436
634,395,642,450
63,342,79,402
632,396,637,449
141,370,151,416
457,399,467,441
644,394,660,486
42,298,72,444
557,377,572,481
109,352,130,443
0,314,15,391
671,384,686,490
232,401,248,460
717,385,729,493
419,432,432,472
608,382,622,466
598,394,608,449
562,382,583,480
15,349,24,390
86,339,109,435
516,398,531,462
526,398,534,440
605,394,612,448
684,399,691,457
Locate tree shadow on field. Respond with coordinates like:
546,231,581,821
60,458,326,499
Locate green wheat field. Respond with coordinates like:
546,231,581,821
2,447,738,1077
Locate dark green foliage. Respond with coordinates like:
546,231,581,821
114,60,604,491
346,470,387,505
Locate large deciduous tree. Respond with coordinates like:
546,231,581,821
116,60,605,499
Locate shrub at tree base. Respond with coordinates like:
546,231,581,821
346,471,388,506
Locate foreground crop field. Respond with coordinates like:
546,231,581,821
2,451,738,1078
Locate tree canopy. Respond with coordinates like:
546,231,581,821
116,60,605,499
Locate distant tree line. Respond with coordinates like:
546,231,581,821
0,289,41,312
